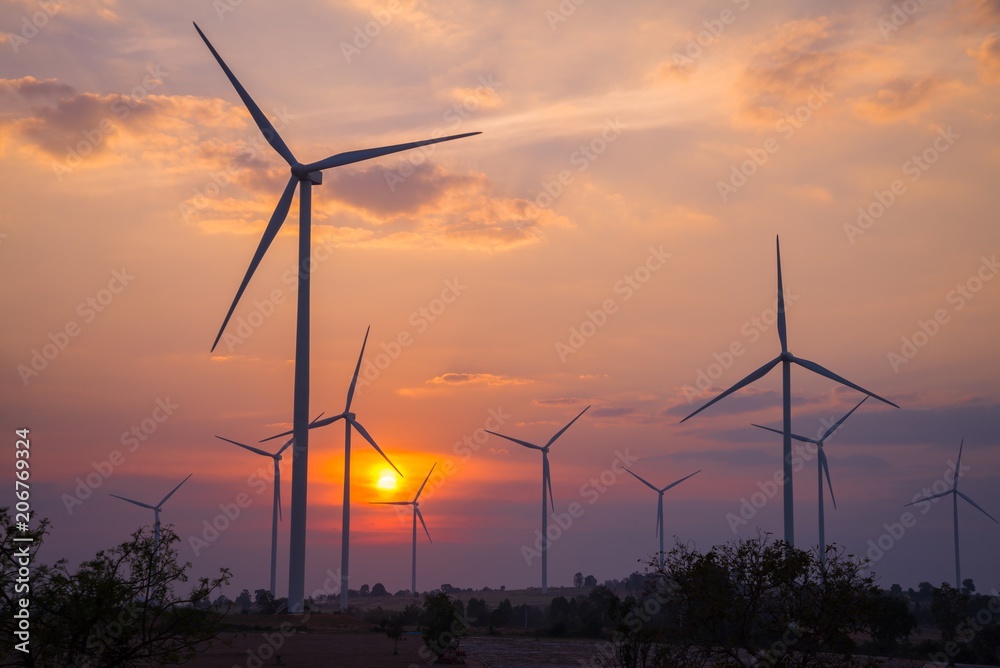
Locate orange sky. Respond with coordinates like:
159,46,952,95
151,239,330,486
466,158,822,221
2,0,999,598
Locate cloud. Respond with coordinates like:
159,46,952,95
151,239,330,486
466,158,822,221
591,406,635,418
853,76,948,122
397,371,532,397
533,397,588,407
969,34,1000,84
738,17,846,122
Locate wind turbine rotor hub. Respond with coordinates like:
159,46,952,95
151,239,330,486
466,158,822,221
345,411,356,421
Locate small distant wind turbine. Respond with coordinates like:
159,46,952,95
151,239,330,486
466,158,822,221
752,396,868,568
195,23,479,613
263,326,400,610
215,412,325,597
485,405,590,594
110,474,192,553
372,463,437,596
623,468,700,566
904,440,999,588
680,236,899,547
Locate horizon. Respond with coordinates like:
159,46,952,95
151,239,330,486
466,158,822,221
2,0,998,601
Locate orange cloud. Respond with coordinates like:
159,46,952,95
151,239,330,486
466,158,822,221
853,76,948,122
969,34,1000,84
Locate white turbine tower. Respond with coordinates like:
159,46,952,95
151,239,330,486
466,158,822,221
486,405,590,594
680,236,898,547
623,468,700,566
751,396,868,568
194,24,479,613
110,474,192,553
372,463,437,596
215,412,325,597
905,440,999,588
264,326,400,610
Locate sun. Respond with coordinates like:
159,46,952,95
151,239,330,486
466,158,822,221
375,470,399,492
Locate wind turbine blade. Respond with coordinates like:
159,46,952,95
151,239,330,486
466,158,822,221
681,356,782,423
624,468,660,493
484,430,544,451
544,453,554,511
276,412,327,455
211,176,298,351
192,23,297,166
300,132,481,172
820,396,869,442
662,469,701,493
109,494,156,511
956,491,1000,524
414,463,437,502
260,413,343,443
546,405,591,447
954,439,964,488
904,490,953,506
751,423,817,445
158,474,193,507
416,507,432,543
655,496,662,537
371,501,414,506
216,435,272,458
351,419,403,477
820,449,837,510
789,355,899,409
276,465,282,521
345,326,371,412
776,236,788,354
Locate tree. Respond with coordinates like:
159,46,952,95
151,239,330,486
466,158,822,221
584,574,598,587
648,532,882,667
254,588,276,614
386,614,403,655
234,588,252,613
420,591,465,661
360,583,370,596
0,509,231,668
371,582,388,597
961,578,976,595
574,571,584,588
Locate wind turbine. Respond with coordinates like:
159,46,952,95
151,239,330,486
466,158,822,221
215,412,325,597
623,468,700,566
680,236,898,547
485,405,590,594
371,463,437,596
904,440,999,588
194,23,479,613
110,474,192,553
263,326,400,610
751,396,868,568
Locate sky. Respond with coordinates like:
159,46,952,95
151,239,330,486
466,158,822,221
2,0,999,601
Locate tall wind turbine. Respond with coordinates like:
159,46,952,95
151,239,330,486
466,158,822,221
372,463,437,596
215,412,325,597
904,440,999,588
752,396,868,568
680,237,898,547
623,468,700,566
194,24,479,613
486,405,590,594
110,474,192,553
263,326,400,610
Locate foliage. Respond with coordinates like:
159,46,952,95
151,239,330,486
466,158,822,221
0,508,231,668
648,532,883,667
420,591,465,660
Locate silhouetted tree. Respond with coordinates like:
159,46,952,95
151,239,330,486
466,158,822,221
584,574,598,587
574,571,584,588
371,582,388,596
